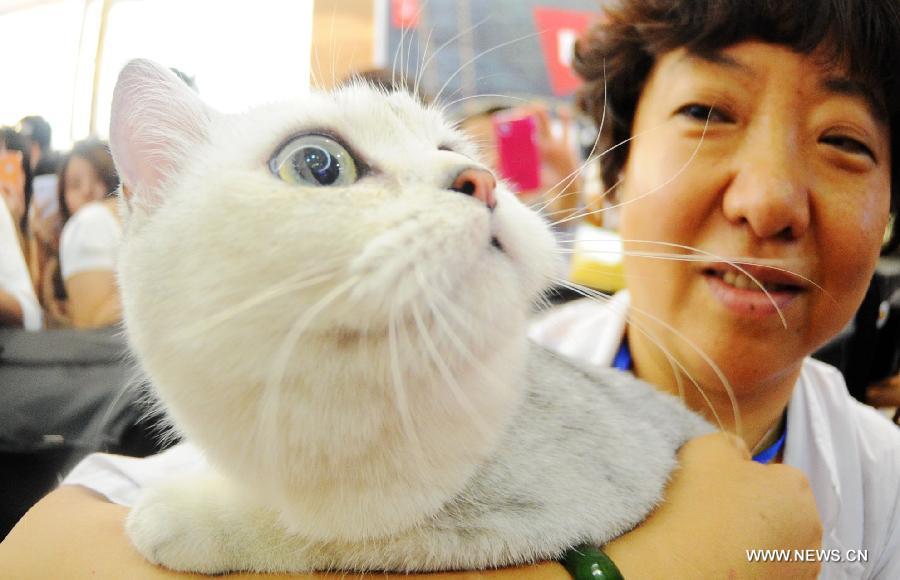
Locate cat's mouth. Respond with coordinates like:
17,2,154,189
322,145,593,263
490,236,504,252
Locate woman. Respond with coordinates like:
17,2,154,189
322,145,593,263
1,1,896,578
533,0,899,577
0,127,33,240
0,128,42,329
0,190,42,330
46,139,122,328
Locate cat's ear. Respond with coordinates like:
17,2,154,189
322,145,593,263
109,59,213,211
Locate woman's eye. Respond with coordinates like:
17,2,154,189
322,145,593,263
676,103,731,123
820,135,876,161
269,134,358,187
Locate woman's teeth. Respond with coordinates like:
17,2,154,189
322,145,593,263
723,270,761,291
708,268,800,293
720,271,796,292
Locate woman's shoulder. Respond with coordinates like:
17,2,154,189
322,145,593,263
795,359,900,502
59,201,123,279
528,292,630,367
799,358,900,445
62,202,119,238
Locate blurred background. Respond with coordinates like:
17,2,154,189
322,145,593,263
0,0,602,147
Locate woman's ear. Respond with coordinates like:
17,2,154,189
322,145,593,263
109,59,214,215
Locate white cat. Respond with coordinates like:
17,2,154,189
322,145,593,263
111,59,711,574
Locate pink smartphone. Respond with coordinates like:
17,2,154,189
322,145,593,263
492,112,541,192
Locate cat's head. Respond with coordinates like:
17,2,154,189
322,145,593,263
111,60,561,535
111,59,557,369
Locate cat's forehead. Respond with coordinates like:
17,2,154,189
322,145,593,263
332,84,438,133
222,85,475,164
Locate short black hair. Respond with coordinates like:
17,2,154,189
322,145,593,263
18,116,52,151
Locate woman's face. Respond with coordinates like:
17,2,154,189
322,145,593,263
64,155,107,216
619,41,891,394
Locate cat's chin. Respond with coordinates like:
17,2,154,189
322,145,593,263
177,332,531,543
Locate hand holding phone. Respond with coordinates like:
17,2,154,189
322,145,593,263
0,150,26,222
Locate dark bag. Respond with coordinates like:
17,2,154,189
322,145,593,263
0,327,167,539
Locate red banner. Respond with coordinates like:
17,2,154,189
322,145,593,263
392,0,420,29
533,7,597,96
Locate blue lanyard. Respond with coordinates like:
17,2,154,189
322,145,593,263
612,339,786,464
752,428,787,464
612,339,632,371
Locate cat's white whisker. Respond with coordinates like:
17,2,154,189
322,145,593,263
424,286,511,398
387,295,428,474
174,268,345,342
328,3,339,88
543,116,692,227
551,278,723,431
433,29,546,105
546,174,623,221
404,0,433,95
531,61,608,216
608,283,738,437
555,238,827,328
412,25,435,100
443,93,529,110
416,13,488,101
260,275,361,477
552,113,712,230
617,239,826,295
310,47,324,91
392,0,430,92
411,270,495,441
551,280,695,403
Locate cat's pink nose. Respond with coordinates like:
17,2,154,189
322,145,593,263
451,168,496,210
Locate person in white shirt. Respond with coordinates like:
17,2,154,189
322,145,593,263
0,196,42,330
52,139,122,329
527,0,900,576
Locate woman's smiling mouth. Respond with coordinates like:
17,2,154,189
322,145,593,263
701,265,807,319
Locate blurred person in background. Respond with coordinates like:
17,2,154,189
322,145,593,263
0,183,42,330
0,127,33,243
18,115,60,176
45,139,121,329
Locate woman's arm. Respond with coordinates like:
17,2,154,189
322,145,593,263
0,486,569,580
0,195,42,329
0,288,23,327
64,270,122,328
0,433,822,579
604,433,822,578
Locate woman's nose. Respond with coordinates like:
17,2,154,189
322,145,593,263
450,168,497,210
722,134,811,241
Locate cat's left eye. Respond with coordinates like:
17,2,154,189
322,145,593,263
269,134,358,187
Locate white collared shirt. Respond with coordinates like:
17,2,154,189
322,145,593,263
59,201,122,279
529,293,900,579
0,199,42,330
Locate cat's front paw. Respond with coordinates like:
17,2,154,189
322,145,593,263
125,481,236,574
